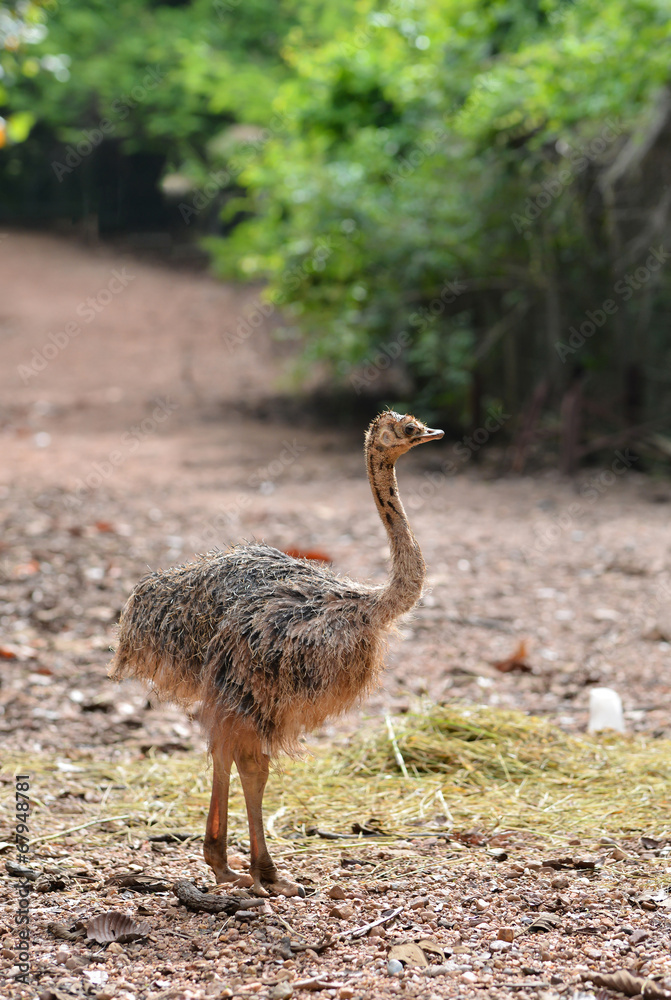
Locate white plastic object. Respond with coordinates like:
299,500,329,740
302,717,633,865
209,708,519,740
588,687,625,733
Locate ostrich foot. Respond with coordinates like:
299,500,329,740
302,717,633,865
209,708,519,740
211,865,254,889
251,871,305,898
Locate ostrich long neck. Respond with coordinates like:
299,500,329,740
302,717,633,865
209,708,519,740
366,442,426,624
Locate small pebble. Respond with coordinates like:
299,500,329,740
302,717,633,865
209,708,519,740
462,971,478,984
65,956,87,970
270,985,293,1000
410,896,429,910
338,990,355,1000
475,899,489,911
388,959,404,976
329,905,354,920
551,875,569,889
328,885,346,900
425,965,452,977
490,940,511,953
497,927,515,942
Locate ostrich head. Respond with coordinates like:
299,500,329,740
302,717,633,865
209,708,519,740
365,410,444,460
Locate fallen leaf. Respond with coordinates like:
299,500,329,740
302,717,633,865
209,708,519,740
631,888,671,910
586,969,671,999
416,938,445,959
388,942,429,968
454,830,488,847
283,548,331,563
105,873,171,893
640,835,668,852
542,856,597,870
528,912,561,932
351,819,387,836
0,643,37,660
47,921,87,941
493,639,532,673
86,911,151,944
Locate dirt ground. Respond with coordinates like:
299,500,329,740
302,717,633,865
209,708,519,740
1,231,671,1000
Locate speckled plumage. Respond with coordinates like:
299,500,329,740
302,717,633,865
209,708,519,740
109,411,443,895
110,541,387,755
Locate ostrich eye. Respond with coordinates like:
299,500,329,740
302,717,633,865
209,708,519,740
405,424,417,436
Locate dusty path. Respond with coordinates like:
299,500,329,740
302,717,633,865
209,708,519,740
2,231,671,748
1,232,671,1000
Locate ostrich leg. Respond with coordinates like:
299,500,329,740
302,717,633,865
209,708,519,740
234,735,305,897
203,733,253,887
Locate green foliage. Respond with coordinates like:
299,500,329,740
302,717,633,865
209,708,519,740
205,0,671,425
3,0,671,430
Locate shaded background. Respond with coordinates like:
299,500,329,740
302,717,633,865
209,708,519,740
1,0,671,752
2,0,671,466
2,9,671,996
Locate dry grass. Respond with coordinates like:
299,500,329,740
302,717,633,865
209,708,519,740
2,706,669,860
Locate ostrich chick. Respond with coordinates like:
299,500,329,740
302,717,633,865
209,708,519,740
109,411,443,896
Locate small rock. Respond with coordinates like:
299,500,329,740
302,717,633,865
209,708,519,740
329,905,354,920
475,899,489,911
425,965,452,977
387,959,404,976
328,885,347,900
270,985,294,1000
630,929,649,944
65,956,87,970
462,971,478,984
339,990,355,999
410,896,429,910
551,875,569,889
490,940,511,953
107,942,123,954
497,927,515,942
584,947,601,960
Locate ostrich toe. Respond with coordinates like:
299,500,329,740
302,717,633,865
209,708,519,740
252,872,305,898
212,865,254,889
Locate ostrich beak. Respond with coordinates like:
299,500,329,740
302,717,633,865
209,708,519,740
417,427,444,444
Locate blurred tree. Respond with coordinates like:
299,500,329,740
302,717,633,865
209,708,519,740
203,0,671,441
2,0,671,450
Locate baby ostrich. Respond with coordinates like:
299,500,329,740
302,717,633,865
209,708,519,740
110,411,443,896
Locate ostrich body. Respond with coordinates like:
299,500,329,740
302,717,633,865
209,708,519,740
110,411,443,895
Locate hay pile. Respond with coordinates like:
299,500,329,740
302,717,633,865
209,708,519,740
3,706,669,852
